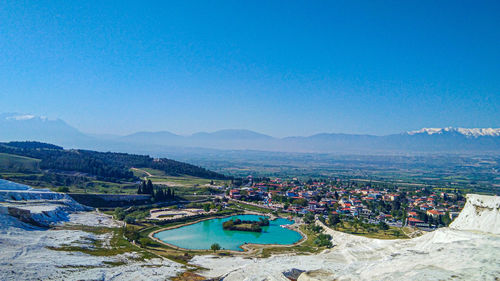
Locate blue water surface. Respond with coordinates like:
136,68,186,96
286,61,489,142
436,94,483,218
154,214,302,251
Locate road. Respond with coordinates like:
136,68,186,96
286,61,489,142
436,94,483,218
131,167,153,180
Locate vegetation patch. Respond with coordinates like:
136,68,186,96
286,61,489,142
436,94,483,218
222,217,269,232
260,225,323,258
328,219,408,239
48,226,156,261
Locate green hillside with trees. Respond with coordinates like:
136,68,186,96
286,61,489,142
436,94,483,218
0,141,230,193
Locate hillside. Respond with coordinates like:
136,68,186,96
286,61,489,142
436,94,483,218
0,153,40,172
0,141,230,183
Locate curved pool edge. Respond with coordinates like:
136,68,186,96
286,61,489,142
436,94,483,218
149,213,306,254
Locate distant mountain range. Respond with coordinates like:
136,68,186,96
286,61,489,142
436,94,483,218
1,113,499,154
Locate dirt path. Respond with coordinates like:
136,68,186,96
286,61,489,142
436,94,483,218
131,167,153,179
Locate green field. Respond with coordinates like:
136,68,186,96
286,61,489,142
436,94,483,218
332,221,408,239
130,167,231,197
132,167,230,187
0,161,227,195
0,153,40,172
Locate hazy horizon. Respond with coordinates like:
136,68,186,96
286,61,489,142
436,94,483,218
4,112,500,139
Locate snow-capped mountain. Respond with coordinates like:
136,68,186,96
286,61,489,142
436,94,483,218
408,127,500,137
0,113,499,153
0,113,93,148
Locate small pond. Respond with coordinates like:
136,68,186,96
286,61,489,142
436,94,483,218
153,214,302,251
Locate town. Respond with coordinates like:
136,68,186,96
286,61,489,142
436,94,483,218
224,176,464,232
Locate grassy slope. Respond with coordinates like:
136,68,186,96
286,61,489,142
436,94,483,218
0,153,40,172
260,225,324,258
48,225,157,260
131,167,230,198
332,221,408,239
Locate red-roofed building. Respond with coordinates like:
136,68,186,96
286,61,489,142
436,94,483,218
427,209,444,218
407,217,425,226
229,189,241,200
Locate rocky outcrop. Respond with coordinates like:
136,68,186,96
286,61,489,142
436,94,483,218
297,270,334,281
68,193,151,207
450,194,499,234
7,207,41,226
0,188,90,227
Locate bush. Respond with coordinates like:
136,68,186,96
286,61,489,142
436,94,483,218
57,186,70,193
124,216,136,224
378,221,389,230
139,238,150,247
114,207,125,220
211,243,221,252
123,226,139,242
328,215,340,226
309,225,323,233
304,213,315,224
203,204,211,212
314,233,333,248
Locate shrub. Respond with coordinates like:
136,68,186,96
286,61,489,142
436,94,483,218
139,238,150,247
124,216,136,224
309,225,323,233
57,186,70,193
114,207,125,220
378,221,389,230
314,233,333,248
211,243,221,252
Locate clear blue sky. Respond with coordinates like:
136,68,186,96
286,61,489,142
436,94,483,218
0,1,499,137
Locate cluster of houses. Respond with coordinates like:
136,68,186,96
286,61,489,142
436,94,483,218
226,177,464,228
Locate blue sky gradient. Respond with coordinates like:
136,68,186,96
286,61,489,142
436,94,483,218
1,1,499,136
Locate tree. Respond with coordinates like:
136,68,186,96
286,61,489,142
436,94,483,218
428,215,434,227
293,198,308,207
123,226,139,243
139,238,150,247
203,204,211,212
147,180,154,195
328,214,340,226
57,186,70,193
310,225,323,233
378,221,389,231
313,233,333,248
114,207,125,220
304,212,315,224
441,212,452,226
124,216,136,224
211,243,221,252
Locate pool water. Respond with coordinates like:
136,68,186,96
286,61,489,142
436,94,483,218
154,214,302,251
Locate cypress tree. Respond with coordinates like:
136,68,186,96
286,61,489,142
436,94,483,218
159,188,165,201
153,187,159,201
147,180,153,195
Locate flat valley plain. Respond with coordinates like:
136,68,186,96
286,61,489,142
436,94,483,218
170,151,500,195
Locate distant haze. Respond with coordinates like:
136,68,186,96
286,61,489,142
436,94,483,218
1,113,499,155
